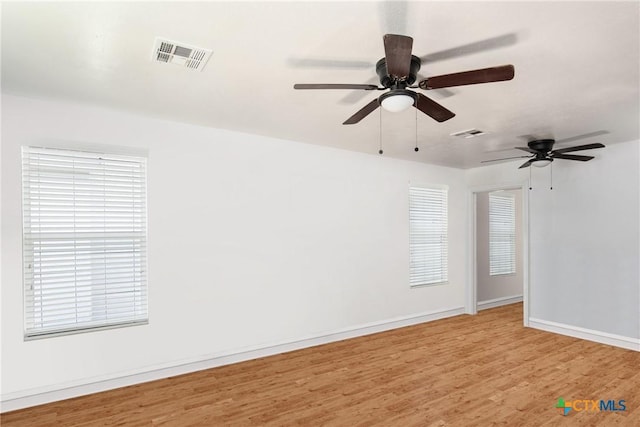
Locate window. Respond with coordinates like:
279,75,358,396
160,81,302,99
22,146,148,339
409,185,448,286
489,192,516,276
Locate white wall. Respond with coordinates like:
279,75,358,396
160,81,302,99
1,95,467,404
476,189,523,303
3,94,638,408
467,140,640,340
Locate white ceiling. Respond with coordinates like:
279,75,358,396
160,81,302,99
2,1,639,168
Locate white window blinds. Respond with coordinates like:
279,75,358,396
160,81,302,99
409,186,448,286
22,146,148,338
489,192,516,276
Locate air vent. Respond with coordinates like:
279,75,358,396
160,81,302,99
151,38,212,71
450,128,486,139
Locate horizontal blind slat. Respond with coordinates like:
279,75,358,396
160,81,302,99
409,186,448,286
22,146,148,338
489,193,516,276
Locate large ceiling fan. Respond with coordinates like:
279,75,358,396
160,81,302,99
293,34,515,125
482,136,606,169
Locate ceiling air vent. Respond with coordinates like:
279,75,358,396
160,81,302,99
151,37,212,71
450,128,486,139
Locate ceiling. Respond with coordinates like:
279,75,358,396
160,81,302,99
2,1,639,169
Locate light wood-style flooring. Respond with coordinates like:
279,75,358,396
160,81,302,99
2,303,639,426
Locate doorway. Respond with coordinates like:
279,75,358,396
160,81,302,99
467,183,529,326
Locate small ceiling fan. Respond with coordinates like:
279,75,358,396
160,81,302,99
482,137,606,169
293,34,515,125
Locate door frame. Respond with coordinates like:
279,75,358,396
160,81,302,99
466,181,530,326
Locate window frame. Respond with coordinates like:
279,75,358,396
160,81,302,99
21,146,149,340
408,184,449,288
488,191,517,276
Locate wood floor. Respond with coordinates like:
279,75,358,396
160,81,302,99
2,303,639,426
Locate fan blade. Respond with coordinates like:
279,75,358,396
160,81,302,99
419,65,514,90
515,146,537,154
379,0,408,35
519,159,535,169
420,33,518,63
552,143,605,154
294,84,379,90
555,130,608,145
287,57,374,69
343,98,380,125
552,153,594,161
410,74,457,98
415,93,455,122
339,77,381,104
383,34,413,78
481,155,531,163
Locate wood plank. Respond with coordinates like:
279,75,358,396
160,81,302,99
2,303,638,426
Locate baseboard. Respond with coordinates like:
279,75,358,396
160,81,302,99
529,318,640,352
1,305,465,413
477,295,523,311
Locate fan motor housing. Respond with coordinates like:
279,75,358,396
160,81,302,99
528,139,555,152
376,55,421,88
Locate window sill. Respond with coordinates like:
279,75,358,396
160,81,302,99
24,319,149,341
489,272,517,277
410,281,449,289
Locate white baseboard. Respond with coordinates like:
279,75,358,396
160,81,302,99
1,306,465,413
529,318,640,352
477,295,523,311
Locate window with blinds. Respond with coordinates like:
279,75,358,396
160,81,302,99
489,192,516,276
22,146,148,339
409,185,448,287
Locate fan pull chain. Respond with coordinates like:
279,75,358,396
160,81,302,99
378,107,383,155
414,104,419,152
529,166,532,190
550,162,553,190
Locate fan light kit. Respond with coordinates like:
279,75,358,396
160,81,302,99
532,159,552,168
380,90,415,112
294,34,515,126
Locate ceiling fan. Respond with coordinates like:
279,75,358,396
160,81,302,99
293,34,515,125
482,137,606,169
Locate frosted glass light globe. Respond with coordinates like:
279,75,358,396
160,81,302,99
380,94,415,112
532,159,552,168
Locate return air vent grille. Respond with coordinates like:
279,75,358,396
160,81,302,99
152,38,212,71
450,128,486,139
